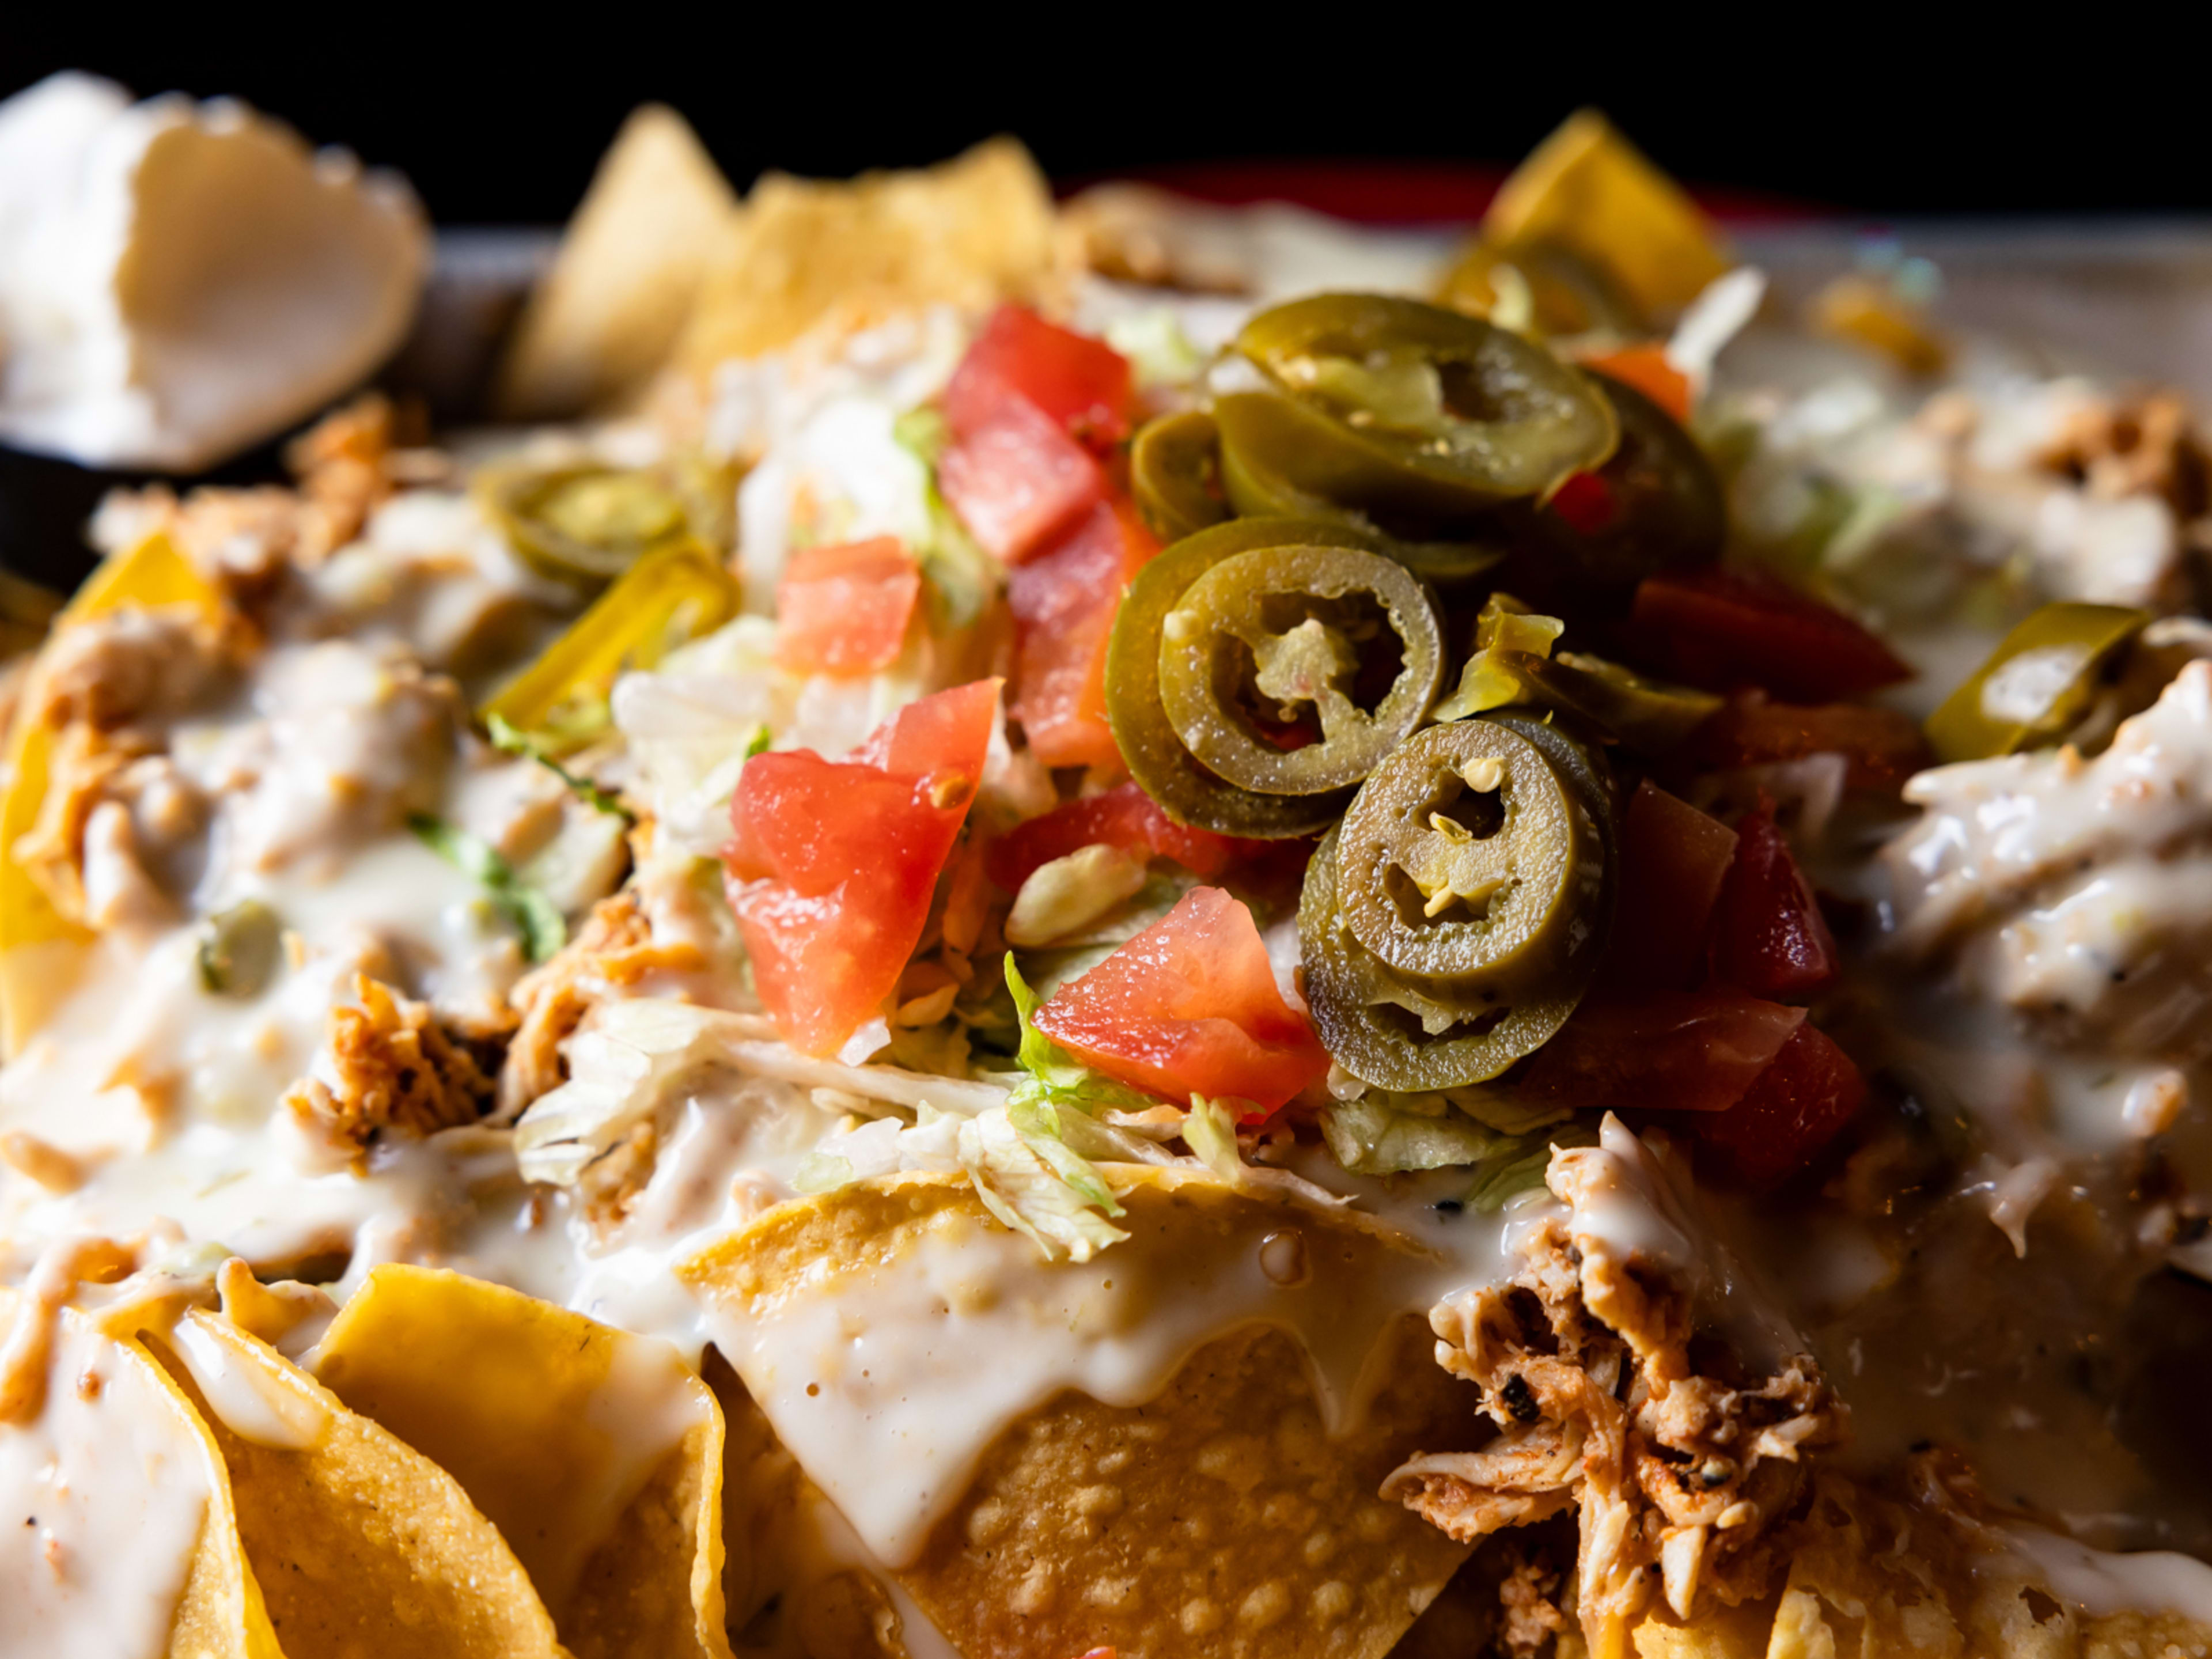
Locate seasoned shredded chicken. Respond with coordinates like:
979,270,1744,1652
89,393,426,590
1386,1123,1845,1659
497,889,705,1120
10,606,240,925
285,975,497,1165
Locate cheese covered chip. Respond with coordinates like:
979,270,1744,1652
683,1168,1481,1659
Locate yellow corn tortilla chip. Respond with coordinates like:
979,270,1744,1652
1,1287,283,1659
312,1264,729,1659
495,105,743,421
671,137,1057,374
0,531,221,1055
1483,109,1730,319
681,1168,1482,1659
128,1305,565,1659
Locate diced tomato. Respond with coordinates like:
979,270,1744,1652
938,397,1105,565
1695,1024,1866,1187
985,782,1268,891
1686,693,1931,793
725,680,999,1055
1631,568,1912,703
1597,781,1738,995
1006,499,1158,771
937,306,1131,564
1033,887,1330,1117
1707,796,1839,1002
1548,471,1620,534
1580,341,1693,422
945,306,1132,452
774,536,921,676
1520,990,1806,1114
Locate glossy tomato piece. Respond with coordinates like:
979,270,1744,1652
1546,470,1620,535
1631,567,1912,702
1597,780,1738,995
774,536,921,676
939,397,1105,565
1685,692,1931,793
725,680,999,1055
1006,498,1159,771
945,305,1132,451
1696,1023,1866,1187
1709,797,1839,1002
1033,886,1329,1116
1520,988,1806,1114
984,781,1269,891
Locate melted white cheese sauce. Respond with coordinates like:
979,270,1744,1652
2003,1524,2212,1626
0,1315,209,1659
702,1187,1511,1567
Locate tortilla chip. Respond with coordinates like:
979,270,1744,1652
495,104,743,420
681,1168,1480,1659
1482,109,1729,318
0,1288,282,1658
698,1343,802,1638
131,1305,564,1659
312,1264,730,1659
671,137,1056,374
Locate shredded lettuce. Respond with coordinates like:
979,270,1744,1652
1182,1095,1247,1184
1103,309,1204,389
513,1000,738,1185
893,405,1001,631
1464,1120,1601,1212
1320,1094,1505,1175
486,713,634,821
1004,956,1160,1118
1183,1096,1346,1208
407,813,567,962
608,616,782,859
957,1109,1128,1262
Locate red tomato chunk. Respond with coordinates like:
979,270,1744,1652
985,782,1268,891
939,399,1104,565
724,680,999,1055
1598,780,1738,995
1695,1023,1866,1187
1631,567,1912,703
938,306,1131,565
1522,990,1806,1115
1708,797,1840,1002
1033,887,1328,1116
944,305,1132,450
1007,499,1158,772
774,536,921,675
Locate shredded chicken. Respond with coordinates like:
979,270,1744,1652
495,889,706,1121
285,976,498,1166
1385,1124,1846,1659
10,607,238,925
1496,1539,1575,1659
2033,387,2211,521
26,604,238,736
89,394,435,594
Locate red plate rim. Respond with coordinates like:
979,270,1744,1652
1054,159,1823,228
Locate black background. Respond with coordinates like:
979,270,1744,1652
5,28,2210,225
